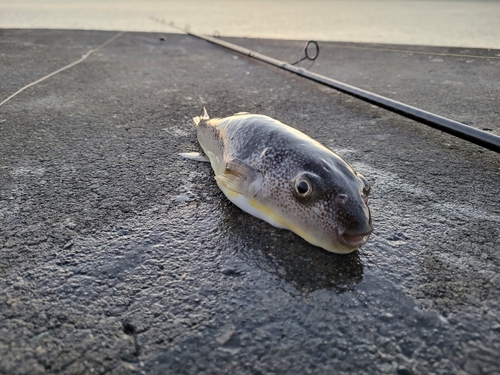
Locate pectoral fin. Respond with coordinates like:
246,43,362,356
215,159,263,197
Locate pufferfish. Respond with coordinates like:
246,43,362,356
180,109,373,254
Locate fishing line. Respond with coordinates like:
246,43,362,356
151,18,500,153
0,31,125,108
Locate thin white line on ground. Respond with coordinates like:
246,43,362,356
0,31,125,108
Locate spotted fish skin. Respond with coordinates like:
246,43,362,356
185,109,373,254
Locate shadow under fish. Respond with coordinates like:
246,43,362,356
221,205,364,293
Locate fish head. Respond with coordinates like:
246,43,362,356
285,156,373,254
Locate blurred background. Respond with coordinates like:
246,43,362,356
1,0,500,48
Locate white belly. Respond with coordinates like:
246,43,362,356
218,184,287,230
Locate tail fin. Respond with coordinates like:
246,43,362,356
193,107,210,127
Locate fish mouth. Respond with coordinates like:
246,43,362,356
337,226,373,249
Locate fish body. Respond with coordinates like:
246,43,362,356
182,109,373,254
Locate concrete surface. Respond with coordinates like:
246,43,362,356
229,37,500,136
1,29,499,375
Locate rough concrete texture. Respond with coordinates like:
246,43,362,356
0,29,499,375
229,36,500,136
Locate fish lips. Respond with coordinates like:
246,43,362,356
336,224,373,250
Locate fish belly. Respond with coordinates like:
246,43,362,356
218,184,287,230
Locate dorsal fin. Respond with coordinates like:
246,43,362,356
193,107,210,126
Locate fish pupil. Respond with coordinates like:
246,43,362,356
297,181,309,195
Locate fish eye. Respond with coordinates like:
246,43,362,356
294,178,313,198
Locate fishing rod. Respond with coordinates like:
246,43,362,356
155,19,500,153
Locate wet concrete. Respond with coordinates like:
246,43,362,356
1,29,499,375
